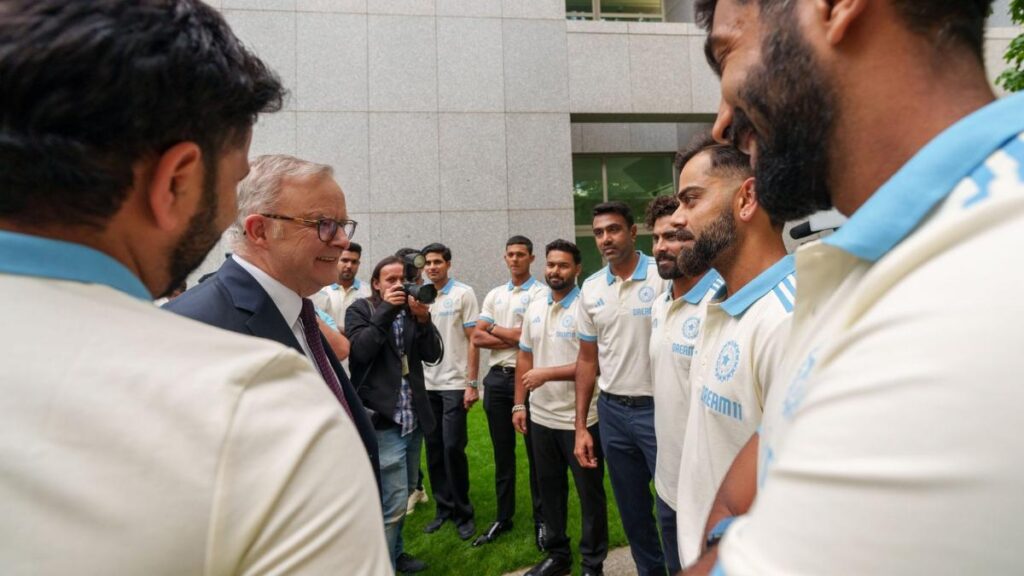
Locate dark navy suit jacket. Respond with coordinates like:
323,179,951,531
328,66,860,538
165,258,380,485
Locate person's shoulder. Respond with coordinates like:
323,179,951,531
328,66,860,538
582,267,608,289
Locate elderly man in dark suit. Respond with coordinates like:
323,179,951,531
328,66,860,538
347,255,442,574
165,154,377,477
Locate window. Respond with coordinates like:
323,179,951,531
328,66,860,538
573,154,676,278
567,0,664,21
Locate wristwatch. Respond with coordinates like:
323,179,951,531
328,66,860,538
468,379,479,389
485,323,496,334
511,404,526,414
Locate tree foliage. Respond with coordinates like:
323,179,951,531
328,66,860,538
996,0,1024,92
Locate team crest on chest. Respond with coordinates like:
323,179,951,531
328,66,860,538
638,286,655,304
520,293,531,304
783,350,818,420
682,316,701,340
715,340,740,382
560,314,574,328
443,298,454,310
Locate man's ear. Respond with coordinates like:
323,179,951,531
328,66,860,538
146,141,203,232
812,0,867,46
735,177,760,223
242,213,273,246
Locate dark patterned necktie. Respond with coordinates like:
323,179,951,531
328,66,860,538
300,298,353,420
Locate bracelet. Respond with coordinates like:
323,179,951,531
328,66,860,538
486,323,496,334
511,404,527,414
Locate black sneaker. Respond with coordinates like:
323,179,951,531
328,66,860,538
396,552,427,573
423,516,447,534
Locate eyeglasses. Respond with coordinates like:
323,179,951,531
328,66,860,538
260,213,358,243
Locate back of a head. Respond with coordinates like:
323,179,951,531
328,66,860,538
0,0,285,229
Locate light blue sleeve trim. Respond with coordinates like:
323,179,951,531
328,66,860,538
710,563,727,576
579,333,598,342
463,321,477,328
315,307,338,329
519,343,533,353
478,314,495,324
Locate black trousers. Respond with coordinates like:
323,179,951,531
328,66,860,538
482,366,543,524
532,421,608,571
424,389,474,523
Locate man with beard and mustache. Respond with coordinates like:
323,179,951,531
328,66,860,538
513,239,608,576
0,1,390,574
166,154,379,483
668,132,794,566
574,201,670,576
683,1,1024,575
646,194,724,574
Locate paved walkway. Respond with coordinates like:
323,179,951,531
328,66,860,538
502,547,636,576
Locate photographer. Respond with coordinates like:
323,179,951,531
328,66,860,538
347,255,443,574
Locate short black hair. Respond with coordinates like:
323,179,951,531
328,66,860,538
506,235,534,255
343,242,363,255
546,239,581,264
422,242,452,262
0,0,284,228
695,0,992,62
644,195,680,229
593,201,634,227
674,132,752,181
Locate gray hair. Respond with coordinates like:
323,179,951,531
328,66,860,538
230,154,334,249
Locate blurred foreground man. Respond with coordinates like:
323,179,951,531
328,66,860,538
0,1,389,574
685,0,1024,574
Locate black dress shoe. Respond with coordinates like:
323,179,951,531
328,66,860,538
580,566,603,576
471,520,513,547
395,552,427,573
524,555,571,576
535,522,549,552
456,518,476,540
423,516,448,534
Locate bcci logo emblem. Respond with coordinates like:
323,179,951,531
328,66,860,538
715,340,740,382
520,294,531,305
638,286,655,304
560,314,574,328
443,299,454,310
783,351,817,420
682,317,701,340
652,318,659,330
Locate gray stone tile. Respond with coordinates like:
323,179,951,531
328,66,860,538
629,34,690,113
440,211,510,293
297,0,365,11
566,20,628,34
346,212,372,276
579,123,630,153
437,18,504,112
225,10,297,110
367,0,435,16
506,114,573,210
439,114,507,211
436,0,501,17
249,110,297,157
567,32,632,113
368,211,441,267
296,112,370,213
985,37,1012,96
507,208,575,277
571,124,583,153
296,13,367,111
626,21,691,35
223,0,295,10
501,0,565,19
689,35,720,114
368,113,440,212
676,122,713,149
368,15,438,111
630,123,679,152
503,20,569,113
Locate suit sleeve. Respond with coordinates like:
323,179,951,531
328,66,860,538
415,316,443,365
345,299,400,366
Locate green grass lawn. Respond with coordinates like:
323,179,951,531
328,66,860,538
403,407,628,575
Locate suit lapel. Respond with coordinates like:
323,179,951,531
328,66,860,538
217,258,305,355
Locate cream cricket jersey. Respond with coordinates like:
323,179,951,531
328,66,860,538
480,276,546,368
716,95,1024,576
424,278,479,391
676,255,795,564
519,287,598,430
312,279,370,332
650,270,724,511
577,252,668,396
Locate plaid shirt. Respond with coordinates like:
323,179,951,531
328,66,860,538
391,310,417,436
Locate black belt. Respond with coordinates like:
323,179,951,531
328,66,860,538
601,391,653,408
490,365,515,375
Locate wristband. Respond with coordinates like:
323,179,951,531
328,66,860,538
705,516,736,549
511,404,526,414
468,380,479,389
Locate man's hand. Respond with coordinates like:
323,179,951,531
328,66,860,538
383,283,407,307
463,386,479,410
521,368,547,392
408,295,430,323
574,428,598,468
512,411,528,435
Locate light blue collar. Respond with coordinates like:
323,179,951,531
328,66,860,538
605,251,650,285
334,279,362,292
719,255,795,317
824,91,1024,261
548,286,580,309
683,269,724,305
440,278,455,295
0,230,151,300
507,276,537,291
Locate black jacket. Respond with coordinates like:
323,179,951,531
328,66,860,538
346,297,442,435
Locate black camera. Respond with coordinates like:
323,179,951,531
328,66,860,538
401,253,437,304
